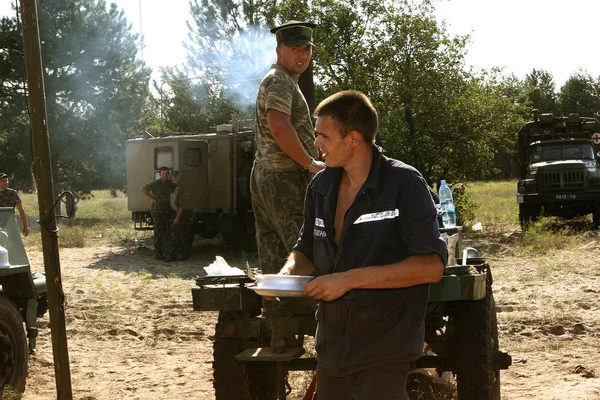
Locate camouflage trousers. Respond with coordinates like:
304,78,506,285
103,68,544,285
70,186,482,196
152,211,175,257
250,165,311,274
170,210,194,260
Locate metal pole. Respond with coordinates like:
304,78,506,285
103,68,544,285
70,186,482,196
160,80,165,135
19,0,73,399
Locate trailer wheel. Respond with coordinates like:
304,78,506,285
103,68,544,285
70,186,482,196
0,297,28,398
213,312,276,400
450,276,500,400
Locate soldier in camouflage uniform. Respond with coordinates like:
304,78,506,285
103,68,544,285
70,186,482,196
168,172,193,261
0,173,29,236
140,166,176,260
251,21,325,273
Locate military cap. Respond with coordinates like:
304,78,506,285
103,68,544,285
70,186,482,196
0,173,7,179
270,20,315,47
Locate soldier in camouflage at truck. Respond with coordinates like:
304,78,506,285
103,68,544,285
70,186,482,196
251,20,325,273
140,166,176,260
0,172,29,237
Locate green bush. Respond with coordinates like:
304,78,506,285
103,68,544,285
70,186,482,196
452,183,479,228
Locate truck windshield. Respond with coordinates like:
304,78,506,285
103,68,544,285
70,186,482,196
530,143,595,163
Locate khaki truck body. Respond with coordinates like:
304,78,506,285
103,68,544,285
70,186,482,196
125,119,255,245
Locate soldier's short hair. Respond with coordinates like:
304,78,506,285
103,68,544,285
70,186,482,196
158,166,170,173
314,90,378,144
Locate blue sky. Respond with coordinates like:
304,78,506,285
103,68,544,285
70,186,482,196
2,0,600,88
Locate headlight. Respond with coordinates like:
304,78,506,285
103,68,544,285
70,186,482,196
518,179,536,193
586,160,597,171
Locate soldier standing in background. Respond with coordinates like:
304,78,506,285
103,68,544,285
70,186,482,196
251,20,325,273
168,171,193,262
0,173,29,237
140,166,176,260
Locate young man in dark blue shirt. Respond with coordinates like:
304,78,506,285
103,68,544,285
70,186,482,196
274,90,447,399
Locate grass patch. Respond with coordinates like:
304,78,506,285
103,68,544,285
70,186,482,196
19,189,132,251
468,180,519,231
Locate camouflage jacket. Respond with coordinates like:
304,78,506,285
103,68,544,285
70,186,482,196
144,179,176,213
0,188,21,209
254,64,319,171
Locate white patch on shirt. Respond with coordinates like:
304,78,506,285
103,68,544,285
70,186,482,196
353,209,399,224
313,228,327,238
315,218,325,227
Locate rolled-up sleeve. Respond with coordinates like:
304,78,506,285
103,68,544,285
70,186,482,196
399,174,448,266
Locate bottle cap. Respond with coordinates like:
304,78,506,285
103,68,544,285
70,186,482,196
441,180,446,185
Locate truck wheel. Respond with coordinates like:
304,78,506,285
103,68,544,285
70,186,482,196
0,297,28,398
593,211,600,229
450,277,500,400
519,204,539,228
213,312,276,400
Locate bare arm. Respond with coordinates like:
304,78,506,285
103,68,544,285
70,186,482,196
303,254,444,302
15,202,29,237
267,109,325,174
173,207,183,225
262,251,316,301
140,186,156,204
280,251,316,276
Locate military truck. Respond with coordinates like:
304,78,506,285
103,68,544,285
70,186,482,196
0,207,48,397
125,116,256,246
517,111,600,228
192,238,512,400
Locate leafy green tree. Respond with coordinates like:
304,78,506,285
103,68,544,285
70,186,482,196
34,0,151,192
181,0,530,188
158,67,239,133
558,71,600,117
0,16,33,190
523,69,557,113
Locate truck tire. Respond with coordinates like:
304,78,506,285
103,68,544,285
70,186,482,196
0,297,28,398
450,277,500,400
593,209,600,229
519,204,539,228
213,311,276,400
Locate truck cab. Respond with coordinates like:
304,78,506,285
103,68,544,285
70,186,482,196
516,111,600,227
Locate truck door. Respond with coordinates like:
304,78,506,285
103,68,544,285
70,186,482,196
178,140,209,211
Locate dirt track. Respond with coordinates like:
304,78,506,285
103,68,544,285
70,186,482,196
20,232,600,399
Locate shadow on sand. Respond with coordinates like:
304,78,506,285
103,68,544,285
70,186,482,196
86,236,258,280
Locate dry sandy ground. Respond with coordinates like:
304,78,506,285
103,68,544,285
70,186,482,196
17,232,600,400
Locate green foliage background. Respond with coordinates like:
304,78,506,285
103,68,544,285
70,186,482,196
2,0,600,199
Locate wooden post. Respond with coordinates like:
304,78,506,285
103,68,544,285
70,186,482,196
19,0,73,398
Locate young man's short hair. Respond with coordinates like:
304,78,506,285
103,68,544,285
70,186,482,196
314,90,378,144
158,166,170,173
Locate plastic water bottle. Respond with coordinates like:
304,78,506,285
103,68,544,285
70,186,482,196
438,180,456,228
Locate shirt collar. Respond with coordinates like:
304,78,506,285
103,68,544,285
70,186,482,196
313,143,384,196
